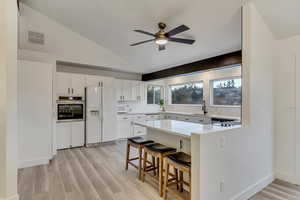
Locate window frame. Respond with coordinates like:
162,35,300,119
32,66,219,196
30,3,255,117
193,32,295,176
146,84,164,105
168,81,204,106
209,76,242,108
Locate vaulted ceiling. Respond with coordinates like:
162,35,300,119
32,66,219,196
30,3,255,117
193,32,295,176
253,0,300,39
22,0,242,73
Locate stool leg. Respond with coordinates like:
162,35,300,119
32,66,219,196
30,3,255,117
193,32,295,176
138,146,142,180
159,155,164,197
174,168,179,190
163,163,170,200
125,143,130,170
179,171,184,192
152,156,156,176
188,170,191,200
142,150,147,182
156,157,159,178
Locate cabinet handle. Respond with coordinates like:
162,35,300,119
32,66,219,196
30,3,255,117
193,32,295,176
72,88,74,94
120,96,122,100
68,88,70,94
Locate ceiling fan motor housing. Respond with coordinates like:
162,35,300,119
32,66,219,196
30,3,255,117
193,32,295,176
158,22,167,30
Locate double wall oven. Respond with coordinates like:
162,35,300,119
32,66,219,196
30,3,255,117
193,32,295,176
57,96,85,122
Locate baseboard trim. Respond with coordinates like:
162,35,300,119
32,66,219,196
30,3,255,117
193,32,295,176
19,157,51,169
230,173,274,200
275,172,297,185
0,194,19,200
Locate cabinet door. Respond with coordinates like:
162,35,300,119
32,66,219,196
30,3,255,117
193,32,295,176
123,80,133,101
56,123,71,149
117,120,132,138
115,79,123,101
71,74,86,97
102,77,118,142
86,75,101,87
139,82,146,101
56,72,72,97
71,121,85,147
131,81,140,101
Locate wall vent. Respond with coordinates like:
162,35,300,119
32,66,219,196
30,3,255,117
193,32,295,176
28,31,45,45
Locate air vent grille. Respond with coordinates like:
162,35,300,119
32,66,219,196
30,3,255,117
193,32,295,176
28,31,44,45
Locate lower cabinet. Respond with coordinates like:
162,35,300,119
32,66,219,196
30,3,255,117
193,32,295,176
56,121,85,150
117,119,132,139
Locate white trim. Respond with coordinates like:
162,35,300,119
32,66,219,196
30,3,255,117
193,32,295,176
168,81,204,105
275,172,298,185
18,157,51,169
230,173,274,200
209,77,242,107
0,194,19,200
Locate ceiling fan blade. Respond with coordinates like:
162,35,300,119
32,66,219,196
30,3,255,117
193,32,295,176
159,45,166,51
130,39,155,46
165,25,190,37
134,30,156,37
169,37,195,45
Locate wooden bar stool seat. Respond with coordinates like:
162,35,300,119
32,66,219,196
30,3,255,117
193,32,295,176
125,136,154,180
163,152,191,200
142,143,177,197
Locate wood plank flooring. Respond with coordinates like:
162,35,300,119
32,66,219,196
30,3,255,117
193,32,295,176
18,140,300,200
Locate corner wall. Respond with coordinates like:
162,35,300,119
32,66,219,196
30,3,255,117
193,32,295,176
274,35,300,184
0,0,19,199
193,2,276,199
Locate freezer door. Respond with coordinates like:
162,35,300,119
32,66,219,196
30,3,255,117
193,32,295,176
86,86,102,144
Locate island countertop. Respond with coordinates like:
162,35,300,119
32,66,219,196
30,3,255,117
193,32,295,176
133,120,241,138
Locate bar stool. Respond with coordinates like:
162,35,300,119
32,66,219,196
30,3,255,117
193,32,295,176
163,152,191,200
142,143,177,197
125,136,154,180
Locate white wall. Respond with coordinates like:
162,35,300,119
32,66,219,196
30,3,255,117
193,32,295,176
274,35,300,184
192,2,276,199
162,66,241,117
18,3,134,73
0,0,19,199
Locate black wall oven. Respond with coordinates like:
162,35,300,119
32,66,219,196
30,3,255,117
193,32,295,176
57,98,84,122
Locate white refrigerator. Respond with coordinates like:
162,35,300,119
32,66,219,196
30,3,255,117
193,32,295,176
86,86,103,144
85,77,118,144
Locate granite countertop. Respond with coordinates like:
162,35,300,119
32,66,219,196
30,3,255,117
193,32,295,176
133,120,241,138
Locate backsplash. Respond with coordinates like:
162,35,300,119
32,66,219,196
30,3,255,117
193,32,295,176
117,100,160,113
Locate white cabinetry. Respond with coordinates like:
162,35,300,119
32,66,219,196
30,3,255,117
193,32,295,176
71,74,86,97
56,72,86,97
56,72,72,96
56,122,84,150
116,79,133,101
117,115,132,138
116,79,145,101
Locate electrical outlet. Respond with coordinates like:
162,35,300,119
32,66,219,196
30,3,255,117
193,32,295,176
220,181,225,193
220,136,225,149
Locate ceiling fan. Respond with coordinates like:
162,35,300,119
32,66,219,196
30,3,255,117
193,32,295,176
130,22,195,51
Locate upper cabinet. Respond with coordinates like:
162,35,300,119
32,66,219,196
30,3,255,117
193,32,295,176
115,79,145,102
56,72,72,97
71,74,86,97
56,72,86,98
115,79,133,101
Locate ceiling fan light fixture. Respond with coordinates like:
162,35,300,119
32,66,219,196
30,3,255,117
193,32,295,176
155,38,168,45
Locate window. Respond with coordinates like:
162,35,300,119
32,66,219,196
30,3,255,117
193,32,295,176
211,78,241,106
170,82,203,105
147,85,163,104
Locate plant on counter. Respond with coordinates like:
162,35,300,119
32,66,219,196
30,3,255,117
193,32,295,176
159,99,165,112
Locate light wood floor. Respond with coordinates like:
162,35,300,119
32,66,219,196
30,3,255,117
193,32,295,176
18,141,300,200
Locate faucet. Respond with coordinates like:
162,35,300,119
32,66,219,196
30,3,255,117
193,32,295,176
202,100,208,115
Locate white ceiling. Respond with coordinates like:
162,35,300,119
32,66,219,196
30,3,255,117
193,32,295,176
253,0,300,39
22,0,242,73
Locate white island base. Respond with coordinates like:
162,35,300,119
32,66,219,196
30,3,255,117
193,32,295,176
133,120,241,200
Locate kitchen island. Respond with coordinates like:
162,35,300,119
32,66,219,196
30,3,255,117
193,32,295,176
133,119,241,200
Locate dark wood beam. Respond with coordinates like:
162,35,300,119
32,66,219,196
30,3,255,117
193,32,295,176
142,50,242,81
